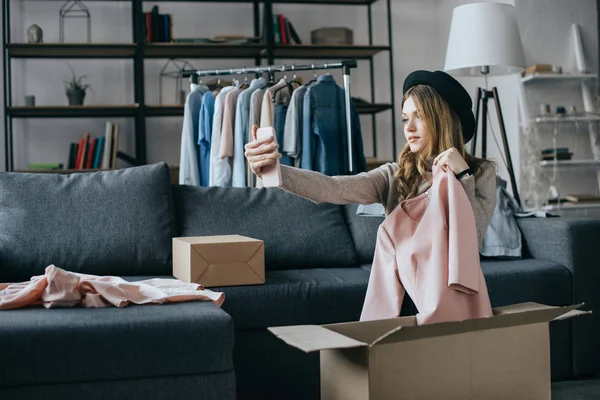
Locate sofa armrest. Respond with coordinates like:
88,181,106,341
517,217,600,378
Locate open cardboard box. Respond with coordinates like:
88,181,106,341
269,302,591,400
172,235,265,287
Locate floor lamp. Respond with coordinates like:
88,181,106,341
444,3,526,207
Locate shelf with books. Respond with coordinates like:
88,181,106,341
271,44,389,59
7,43,137,58
7,105,140,118
143,43,264,59
144,43,390,60
145,102,393,117
146,0,379,4
139,0,378,4
272,0,378,4
14,168,119,174
355,103,393,115
145,104,185,117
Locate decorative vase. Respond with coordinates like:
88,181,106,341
67,90,86,106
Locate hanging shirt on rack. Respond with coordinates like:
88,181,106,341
274,101,292,166
209,85,235,187
217,84,244,187
247,88,265,188
256,79,290,188
198,91,215,187
301,75,366,176
283,85,307,168
179,84,209,185
232,77,266,187
260,79,289,128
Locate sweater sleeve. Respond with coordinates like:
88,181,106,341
278,163,396,206
459,162,497,245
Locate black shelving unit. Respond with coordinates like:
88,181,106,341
2,0,396,172
2,0,142,172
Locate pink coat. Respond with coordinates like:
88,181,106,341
360,165,493,324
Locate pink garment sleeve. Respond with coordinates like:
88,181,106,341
359,226,405,321
446,169,480,294
0,278,47,310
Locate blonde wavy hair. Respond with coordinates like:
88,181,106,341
394,84,489,201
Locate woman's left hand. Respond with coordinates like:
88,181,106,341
433,148,469,174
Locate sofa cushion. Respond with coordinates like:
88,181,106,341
480,258,572,307
342,204,383,264
213,267,370,329
0,371,236,400
0,163,177,282
173,185,357,270
0,301,233,388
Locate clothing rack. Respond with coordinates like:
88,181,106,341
181,60,359,174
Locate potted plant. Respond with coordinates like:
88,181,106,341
64,65,90,106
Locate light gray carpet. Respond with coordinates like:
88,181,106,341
552,380,600,400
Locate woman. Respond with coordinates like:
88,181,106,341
244,70,497,245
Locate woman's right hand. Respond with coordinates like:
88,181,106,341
244,124,281,178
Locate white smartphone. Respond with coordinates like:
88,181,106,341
256,126,281,187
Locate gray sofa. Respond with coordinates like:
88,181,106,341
0,162,598,400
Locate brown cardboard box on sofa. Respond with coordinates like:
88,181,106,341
172,235,265,287
269,302,590,400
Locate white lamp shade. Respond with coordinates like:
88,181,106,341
444,3,525,76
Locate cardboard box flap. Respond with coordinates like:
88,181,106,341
375,302,584,347
493,302,588,320
268,325,367,353
493,301,567,315
553,308,592,321
325,316,417,345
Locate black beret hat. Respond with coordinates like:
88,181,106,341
402,70,476,144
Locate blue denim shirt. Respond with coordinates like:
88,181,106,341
301,75,366,175
180,85,208,185
480,176,523,258
198,91,215,187
274,103,293,166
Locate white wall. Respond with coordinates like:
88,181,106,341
0,0,597,178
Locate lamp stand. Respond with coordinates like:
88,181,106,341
471,86,521,207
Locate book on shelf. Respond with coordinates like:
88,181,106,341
66,121,119,170
27,163,63,170
263,13,302,45
145,6,173,43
